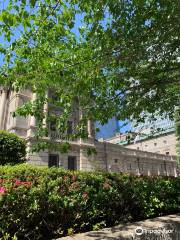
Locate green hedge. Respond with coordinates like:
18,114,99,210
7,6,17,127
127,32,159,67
0,164,179,239
0,130,26,165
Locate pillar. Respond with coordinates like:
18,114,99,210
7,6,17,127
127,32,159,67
78,106,83,144
0,89,7,129
27,92,37,137
87,120,93,138
42,91,48,129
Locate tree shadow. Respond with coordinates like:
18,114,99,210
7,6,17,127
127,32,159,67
78,214,180,240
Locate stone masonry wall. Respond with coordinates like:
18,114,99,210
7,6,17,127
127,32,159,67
81,141,177,176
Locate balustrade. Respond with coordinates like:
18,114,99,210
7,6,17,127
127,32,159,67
49,131,76,141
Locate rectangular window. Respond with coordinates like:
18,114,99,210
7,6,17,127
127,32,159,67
50,91,59,102
48,154,59,167
50,119,56,131
67,121,73,135
8,112,12,125
68,156,77,170
52,94,59,102
161,163,167,173
127,163,132,170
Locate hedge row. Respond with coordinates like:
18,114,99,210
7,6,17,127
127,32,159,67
0,164,180,239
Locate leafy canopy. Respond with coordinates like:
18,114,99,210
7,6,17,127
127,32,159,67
0,0,179,141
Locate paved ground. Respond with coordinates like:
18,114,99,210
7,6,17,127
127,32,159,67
57,214,180,240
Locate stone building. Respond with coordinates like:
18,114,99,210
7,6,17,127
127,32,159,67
0,87,177,176
124,131,176,155
106,121,176,156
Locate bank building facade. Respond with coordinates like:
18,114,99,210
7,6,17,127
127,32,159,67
0,87,177,176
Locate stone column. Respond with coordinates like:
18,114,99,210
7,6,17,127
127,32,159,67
87,120,93,138
87,119,95,143
26,141,32,161
173,162,177,177
27,92,37,137
78,106,84,171
137,158,141,176
87,120,95,139
79,107,83,144
43,91,48,128
0,89,7,129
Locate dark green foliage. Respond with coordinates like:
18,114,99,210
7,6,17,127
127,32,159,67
175,107,180,166
0,131,26,165
0,164,179,239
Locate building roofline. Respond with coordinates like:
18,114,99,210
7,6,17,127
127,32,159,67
116,127,175,146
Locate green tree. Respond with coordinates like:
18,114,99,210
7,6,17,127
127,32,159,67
0,0,179,146
0,131,26,165
175,107,180,166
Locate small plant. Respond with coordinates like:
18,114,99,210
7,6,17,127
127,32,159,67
93,221,106,231
67,228,74,236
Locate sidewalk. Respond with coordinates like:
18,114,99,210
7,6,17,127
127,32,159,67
58,214,180,240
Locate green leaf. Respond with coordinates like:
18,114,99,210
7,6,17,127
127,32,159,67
30,0,36,8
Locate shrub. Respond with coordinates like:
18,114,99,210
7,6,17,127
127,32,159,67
0,164,179,239
0,131,26,165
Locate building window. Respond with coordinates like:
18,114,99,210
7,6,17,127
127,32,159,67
50,119,56,131
161,163,167,173
114,159,118,163
67,121,73,135
51,92,59,102
6,90,10,99
68,156,77,170
163,140,167,144
137,158,143,172
137,147,139,150
127,163,132,170
166,152,169,155
8,112,12,125
154,143,157,146
48,155,59,167
145,145,148,147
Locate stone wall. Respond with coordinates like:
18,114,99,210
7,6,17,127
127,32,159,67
25,138,177,176
106,131,177,156
62,141,177,176
126,132,177,156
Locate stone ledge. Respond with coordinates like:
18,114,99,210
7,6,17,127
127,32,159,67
57,214,180,240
